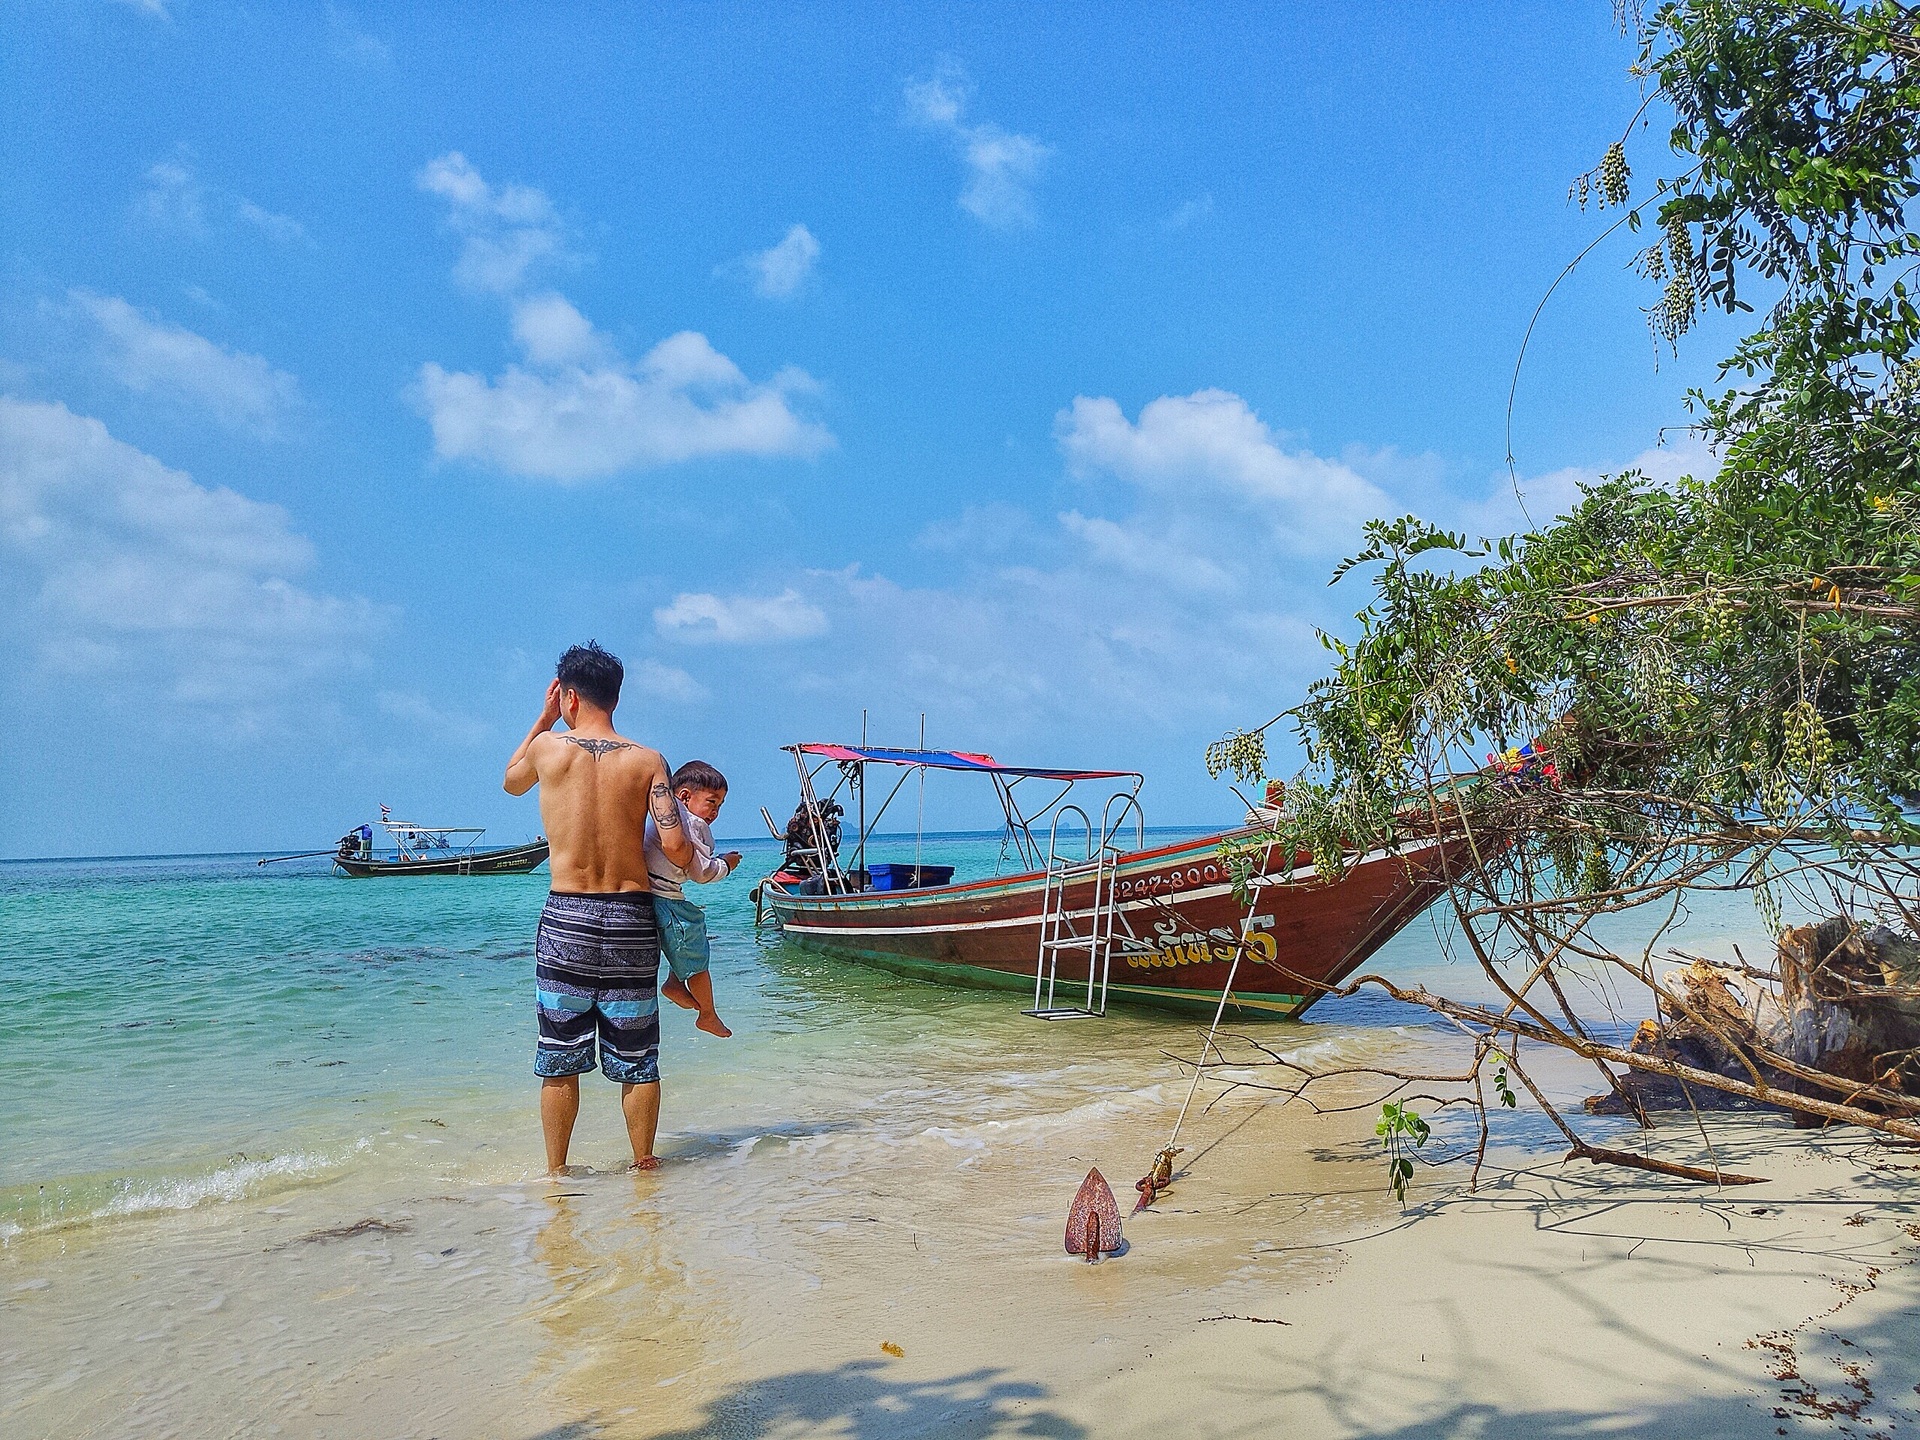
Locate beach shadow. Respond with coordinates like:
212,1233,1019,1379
1267,1380,1920,1439
1287,1398,1763,1438
636,1359,1085,1440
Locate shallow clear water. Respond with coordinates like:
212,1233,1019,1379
0,833,1789,1436
1,831,1254,1231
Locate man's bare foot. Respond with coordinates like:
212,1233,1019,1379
696,1009,732,1038
661,976,698,1011
547,1163,592,1179
628,1156,660,1172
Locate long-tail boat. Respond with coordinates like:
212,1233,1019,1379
754,743,1469,1019
259,812,549,877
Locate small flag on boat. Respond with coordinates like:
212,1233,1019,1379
1065,1167,1123,1261
380,803,391,820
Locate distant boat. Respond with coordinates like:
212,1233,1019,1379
754,743,1470,1020
260,812,548,877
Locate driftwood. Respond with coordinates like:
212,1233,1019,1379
1587,920,1920,1122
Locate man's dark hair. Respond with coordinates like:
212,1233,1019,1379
556,641,623,711
672,759,728,794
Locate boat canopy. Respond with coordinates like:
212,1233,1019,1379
780,740,1146,889
788,744,1140,782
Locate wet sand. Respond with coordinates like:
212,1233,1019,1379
8,1059,1918,1439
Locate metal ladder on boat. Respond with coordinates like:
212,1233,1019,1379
1025,805,1122,1020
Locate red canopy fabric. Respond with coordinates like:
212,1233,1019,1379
788,743,1138,781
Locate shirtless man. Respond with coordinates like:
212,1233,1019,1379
504,641,694,1174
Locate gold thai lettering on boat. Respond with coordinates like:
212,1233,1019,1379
1123,920,1278,970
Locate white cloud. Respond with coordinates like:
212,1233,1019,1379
1059,509,1234,592
74,291,301,435
0,398,377,704
607,411,1725,822
631,658,710,704
326,4,390,65
138,160,204,234
509,293,610,367
728,224,821,299
235,199,307,244
905,68,1052,230
735,558,1325,753
416,151,571,293
654,588,829,645
1163,194,1214,232
1462,434,1720,537
648,393,1420,768
914,502,1039,555
1055,389,1389,545
903,73,966,129
958,130,1050,229
375,690,488,746
414,314,830,480
134,155,309,246
413,154,831,478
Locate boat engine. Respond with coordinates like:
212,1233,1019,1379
782,798,843,876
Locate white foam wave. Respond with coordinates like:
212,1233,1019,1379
98,1152,333,1220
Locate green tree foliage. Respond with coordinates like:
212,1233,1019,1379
1216,0,1920,937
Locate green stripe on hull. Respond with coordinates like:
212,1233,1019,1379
780,934,1308,1019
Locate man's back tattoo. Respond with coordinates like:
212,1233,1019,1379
561,736,636,759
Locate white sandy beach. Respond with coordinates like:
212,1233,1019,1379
7,1032,1917,1440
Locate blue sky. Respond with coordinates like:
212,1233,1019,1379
0,2,1742,857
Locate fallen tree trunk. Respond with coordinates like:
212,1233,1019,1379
1586,919,1920,1125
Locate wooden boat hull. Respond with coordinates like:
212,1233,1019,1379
334,839,550,877
762,827,1464,1018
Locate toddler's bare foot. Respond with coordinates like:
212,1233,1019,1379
696,1010,733,1038
661,976,698,1011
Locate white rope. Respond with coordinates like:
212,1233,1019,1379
1166,836,1276,1150
1167,943,1245,1149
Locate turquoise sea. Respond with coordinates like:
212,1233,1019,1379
2,832,1065,1233
0,833,1783,1437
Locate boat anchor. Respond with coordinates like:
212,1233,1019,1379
1065,1167,1123,1262
1133,1145,1183,1211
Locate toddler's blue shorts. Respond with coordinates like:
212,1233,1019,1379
651,893,712,982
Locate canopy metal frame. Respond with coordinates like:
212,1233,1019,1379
376,819,487,863
782,744,1145,893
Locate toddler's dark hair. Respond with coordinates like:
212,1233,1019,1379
672,760,727,793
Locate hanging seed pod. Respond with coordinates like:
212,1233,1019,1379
1665,215,1695,273
1781,699,1833,792
1205,729,1268,783
1600,141,1631,206
1654,272,1696,343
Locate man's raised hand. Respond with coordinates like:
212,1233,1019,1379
505,680,565,796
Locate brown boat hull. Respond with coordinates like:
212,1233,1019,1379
762,828,1462,1018
334,840,550,877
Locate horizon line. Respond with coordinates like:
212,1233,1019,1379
0,823,1218,866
